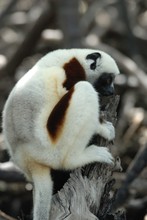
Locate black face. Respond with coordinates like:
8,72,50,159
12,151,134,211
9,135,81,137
94,73,115,96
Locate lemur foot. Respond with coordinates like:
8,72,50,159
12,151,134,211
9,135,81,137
98,121,115,141
97,146,114,165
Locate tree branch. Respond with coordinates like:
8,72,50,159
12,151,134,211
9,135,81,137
0,5,53,78
50,95,125,219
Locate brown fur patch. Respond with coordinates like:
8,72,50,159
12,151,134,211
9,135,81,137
63,57,86,90
47,87,74,142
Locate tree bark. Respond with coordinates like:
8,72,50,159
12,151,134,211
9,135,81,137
50,95,125,220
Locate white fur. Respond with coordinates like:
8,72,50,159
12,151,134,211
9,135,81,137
2,49,119,220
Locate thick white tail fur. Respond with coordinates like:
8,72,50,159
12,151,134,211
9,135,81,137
31,165,53,220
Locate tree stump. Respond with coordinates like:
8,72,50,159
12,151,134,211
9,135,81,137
50,95,126,220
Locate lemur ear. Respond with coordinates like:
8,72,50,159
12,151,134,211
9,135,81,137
86,52,101,70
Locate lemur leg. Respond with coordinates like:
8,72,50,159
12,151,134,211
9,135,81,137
63,144,114,170
30,163,53,220
55,81,114,170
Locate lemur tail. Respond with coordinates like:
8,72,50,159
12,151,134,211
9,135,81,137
31,165,53,220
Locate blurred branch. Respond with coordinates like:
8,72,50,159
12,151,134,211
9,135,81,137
115,89,136,138
53,0,82,48
117,0,139,62
0,162,26,183
0,5,54,78
80,0,116,35
0,211,16,220
0,0,18,29
113,144,147,209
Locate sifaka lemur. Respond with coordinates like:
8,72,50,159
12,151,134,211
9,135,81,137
2,49,120,220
